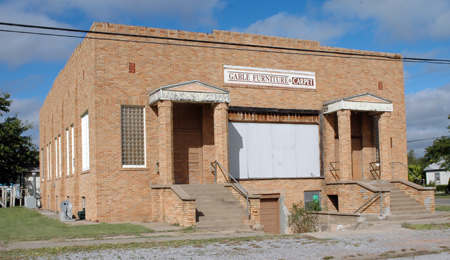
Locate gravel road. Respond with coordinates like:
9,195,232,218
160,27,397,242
37,228,450,260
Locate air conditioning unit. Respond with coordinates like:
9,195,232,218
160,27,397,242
24,196,37,209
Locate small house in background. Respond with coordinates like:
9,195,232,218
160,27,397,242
424,162,450,186
23,166,40,197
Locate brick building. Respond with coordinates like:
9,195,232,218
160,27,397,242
39,22,434,234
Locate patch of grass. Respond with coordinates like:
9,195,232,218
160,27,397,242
0,207,154,244
402,221,450,230
181,225,195,233
435,193,450,199
2,235,270,259
436,205,450,211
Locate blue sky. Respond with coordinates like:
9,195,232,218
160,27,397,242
1,0,450,156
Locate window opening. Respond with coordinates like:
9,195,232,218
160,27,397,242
121,107,145,166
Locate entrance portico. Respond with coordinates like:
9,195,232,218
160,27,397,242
324,93,393,181
149,81,231,185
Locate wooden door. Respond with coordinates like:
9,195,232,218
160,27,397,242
174,131,203,184
352,137,363,180
173,103,203,184
260,198,280,234
174,131,186,184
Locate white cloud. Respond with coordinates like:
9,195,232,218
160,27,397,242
0,4,80,67
230,12,348,44
0,0,224,67
323,0,450,42
406,85,450,155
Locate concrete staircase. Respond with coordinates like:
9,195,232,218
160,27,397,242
178,184,250,231
370,181,434,220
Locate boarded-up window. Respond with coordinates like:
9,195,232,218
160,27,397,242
121,107,145,166
229,122,320,179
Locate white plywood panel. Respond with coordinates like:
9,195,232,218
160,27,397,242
247,123,273,178
294,124,321,177
229,122,320,179
272,124,297,178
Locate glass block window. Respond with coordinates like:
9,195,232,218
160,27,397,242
121,107,145,166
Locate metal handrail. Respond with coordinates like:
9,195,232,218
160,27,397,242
213,161,250,221
354,192,382,215
369,162,381,180
329,162,340,180
390,161,423,186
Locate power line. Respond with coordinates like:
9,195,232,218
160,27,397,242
0,22,402,59
406,73,450,87
2,21,450,65
407,135,450,143
0,27,410,63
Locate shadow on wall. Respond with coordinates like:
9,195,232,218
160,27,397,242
228,123,243,179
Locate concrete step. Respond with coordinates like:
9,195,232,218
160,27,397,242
194,224,252,232
195,219,247,228
195,201,242,207
391,205,428,212
177,184,250,231
385,213,439,221
390,201,423,207
198,214,247,222
196,207,247,215
367,181,433,217
390,197,417,202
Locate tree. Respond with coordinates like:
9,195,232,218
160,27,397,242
0,92,39,184
423,115,450,171
407,149,426,183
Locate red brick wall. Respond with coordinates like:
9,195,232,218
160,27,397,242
39,22,407,222
326,183,390,214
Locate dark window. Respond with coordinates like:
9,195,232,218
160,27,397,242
304,191,321,211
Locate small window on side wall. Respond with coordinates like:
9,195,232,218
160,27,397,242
81,112,89,171
121,106,145,167
304,191,321,211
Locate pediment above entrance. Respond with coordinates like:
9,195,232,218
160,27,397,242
149,80,230,106
323,93,393,114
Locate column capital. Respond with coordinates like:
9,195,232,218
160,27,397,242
377,112,391,119
337,109,351,117
157,100,172,108
213,103,228,111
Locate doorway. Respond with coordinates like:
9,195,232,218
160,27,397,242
173,103,203,184
351,112,363,180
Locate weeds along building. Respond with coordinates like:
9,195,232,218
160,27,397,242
40,22,434,234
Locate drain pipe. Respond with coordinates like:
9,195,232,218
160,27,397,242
32,172,41,208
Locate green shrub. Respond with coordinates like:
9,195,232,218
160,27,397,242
287,201,318,233
435,185,447,192
305,199,322,211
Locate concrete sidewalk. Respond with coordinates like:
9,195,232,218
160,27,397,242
2,230,265,251
3,209,450,252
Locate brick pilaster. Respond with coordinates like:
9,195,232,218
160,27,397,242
378,112,391,180
337,110,352,181
158,100,174,185
214,103,229,183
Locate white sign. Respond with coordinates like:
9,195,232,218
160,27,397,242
224,66,316,89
